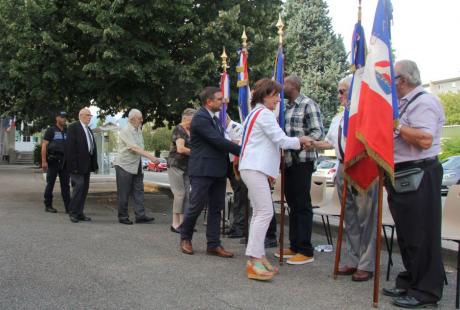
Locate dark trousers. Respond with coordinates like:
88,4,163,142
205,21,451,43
69,173,90,217
227,161,248,234
115,165,146,220
43,162,70,211
181,176,226,248
386,160,444,303
285,161,315,256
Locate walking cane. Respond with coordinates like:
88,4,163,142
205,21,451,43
373,168,384,307
278,151,286,265
333,174,348,278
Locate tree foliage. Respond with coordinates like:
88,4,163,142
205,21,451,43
0,0,282,130
441,137,460,161
143,125,171,153
284,0,348,126
438,92,460,125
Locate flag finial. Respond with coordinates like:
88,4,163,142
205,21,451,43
358,0,362,22
241,27,248,51
276,13,284,45
221,47,228,73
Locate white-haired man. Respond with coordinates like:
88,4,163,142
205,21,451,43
66,108,98,223
115,109,158,225
382,60,445,308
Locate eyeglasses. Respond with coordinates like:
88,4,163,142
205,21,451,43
338,89,347,95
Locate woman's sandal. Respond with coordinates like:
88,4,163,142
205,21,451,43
246,260,274,281
261,257,279,274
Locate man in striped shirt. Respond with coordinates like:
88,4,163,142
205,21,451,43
275,75,324,265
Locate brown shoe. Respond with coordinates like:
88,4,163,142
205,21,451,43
352,269,373,282
180,239,194,255
337,266,357,276
207,246,234,258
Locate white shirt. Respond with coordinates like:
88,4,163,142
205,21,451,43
239,104,301,178
325,111,346,161
80,121,94,154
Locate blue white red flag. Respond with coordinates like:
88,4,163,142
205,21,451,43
343,19,366,137
344,0,398,191
6,116,16,132
274,46,285,129
237,48,250,122
219,72,230,129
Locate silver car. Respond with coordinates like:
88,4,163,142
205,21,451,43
441,155,460,195
313,159,339,185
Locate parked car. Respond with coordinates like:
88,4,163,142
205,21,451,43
441,155,460,195
147,158,168,172
142,157,150,170
312,159,339,185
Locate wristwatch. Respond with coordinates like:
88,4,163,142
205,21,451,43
394,124,402,135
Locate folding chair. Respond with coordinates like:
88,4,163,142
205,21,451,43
441,184,460,309
313,186,340,245
381,190,395,281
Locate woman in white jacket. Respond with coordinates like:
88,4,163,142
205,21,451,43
239,78,311,281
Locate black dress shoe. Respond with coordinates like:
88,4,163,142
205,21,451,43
69,216,79,223
383,287,408,297
119,218,133,225
392,296,438,308
78,215,92,221
170,226,180,233
136,216,154,223
45,206,58,213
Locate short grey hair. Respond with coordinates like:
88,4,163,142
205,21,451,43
128,108,142,120
395,60,422,86
285,75,302,91
181,108,196,120
338,76,353,89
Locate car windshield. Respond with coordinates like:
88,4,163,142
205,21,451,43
442,157,460,170
317,160,336,169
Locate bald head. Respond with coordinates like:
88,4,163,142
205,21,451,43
284,75,302,102
79,108,92,126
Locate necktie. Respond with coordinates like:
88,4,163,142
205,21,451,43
213,116,223,135
86,126,94,155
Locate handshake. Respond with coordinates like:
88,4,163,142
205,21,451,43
299,136,316,150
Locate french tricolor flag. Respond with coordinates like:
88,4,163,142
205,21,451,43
344,0,398,191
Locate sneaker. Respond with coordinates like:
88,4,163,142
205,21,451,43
45,206,58,213
274,248,297,259
286,253,314,265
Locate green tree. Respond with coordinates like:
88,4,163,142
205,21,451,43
284,0,348,126
0,0,283,130
441,137,460,161
439,92,460,125
143,125,171,154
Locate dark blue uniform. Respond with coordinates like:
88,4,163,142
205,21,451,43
43,125,70,212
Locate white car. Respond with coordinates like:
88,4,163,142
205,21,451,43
313,160,339,185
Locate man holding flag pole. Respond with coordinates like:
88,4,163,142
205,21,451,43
335,0,399,306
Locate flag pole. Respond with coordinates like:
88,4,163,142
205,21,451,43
333,177,348,278
220,47,229,236
240,27,250,245
275,14,286,265
373,168,384,307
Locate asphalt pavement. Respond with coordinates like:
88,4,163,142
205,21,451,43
0,165,457,309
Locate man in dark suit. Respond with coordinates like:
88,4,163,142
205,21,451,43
66,108,98,223
180,87,241,257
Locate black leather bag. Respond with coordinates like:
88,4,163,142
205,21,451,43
393,168,424,193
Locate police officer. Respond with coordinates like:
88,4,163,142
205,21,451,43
42,111,71,213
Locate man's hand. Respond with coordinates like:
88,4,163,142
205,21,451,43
147,154,160,164
299,136,314,149
42,161,48,173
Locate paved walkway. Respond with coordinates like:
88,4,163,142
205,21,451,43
0,165,457,309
